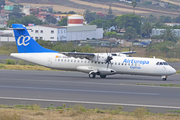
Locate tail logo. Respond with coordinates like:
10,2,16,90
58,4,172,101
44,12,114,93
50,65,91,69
17,35,31,46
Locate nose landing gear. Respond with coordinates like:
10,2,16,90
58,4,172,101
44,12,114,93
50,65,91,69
162,76,167,81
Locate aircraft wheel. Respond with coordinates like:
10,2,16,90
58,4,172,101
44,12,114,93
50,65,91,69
89,73,96,78
100,75,106,78
162,78,167,81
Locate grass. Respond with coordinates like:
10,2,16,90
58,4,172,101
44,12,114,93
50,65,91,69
0,104,179,120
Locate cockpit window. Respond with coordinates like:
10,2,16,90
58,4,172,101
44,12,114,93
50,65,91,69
163,62,168,65
159,62,163,65
156,62,169,65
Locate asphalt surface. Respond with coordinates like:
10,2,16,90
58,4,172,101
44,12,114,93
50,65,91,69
0,69,180,113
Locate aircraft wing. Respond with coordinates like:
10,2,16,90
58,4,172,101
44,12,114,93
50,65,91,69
111,51,136,56
62,52,95,59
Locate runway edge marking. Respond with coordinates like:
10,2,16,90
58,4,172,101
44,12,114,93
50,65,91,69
0,97,180,109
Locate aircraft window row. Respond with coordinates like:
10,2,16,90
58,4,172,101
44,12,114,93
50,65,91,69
56,59,140,66
156,62,169,65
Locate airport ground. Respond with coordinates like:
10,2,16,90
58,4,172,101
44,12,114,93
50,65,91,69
0,55,180,114
0,69,180,114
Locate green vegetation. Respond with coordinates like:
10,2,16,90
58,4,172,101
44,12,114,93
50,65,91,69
7,15,44,27
0,104,179,120
145,41,180,58
37,40,96,53
136,83,180,87
58,17,67,26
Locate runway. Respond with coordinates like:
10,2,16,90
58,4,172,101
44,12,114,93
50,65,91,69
0,70,180,113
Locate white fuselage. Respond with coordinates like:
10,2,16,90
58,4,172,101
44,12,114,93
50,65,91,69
10,53,176,77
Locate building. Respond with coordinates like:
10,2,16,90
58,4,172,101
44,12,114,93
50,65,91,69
27,25,67,41
26,25,103,41
165,23,180,27
152,28,180,37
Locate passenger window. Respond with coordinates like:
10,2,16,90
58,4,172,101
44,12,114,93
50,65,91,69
78,60,79,63
67,59,69,62
58,59,60,61
84,61,86,63
61,59,63,62
98,62,100,64
71,60,73,62
74,60,76,62
81,61,83,63
64,59,66,62
128,63,130,66
118,63,120,65
91,61,93,63
122,63,123,65
88,61,90,63
115,63,117,65
95,62,97,64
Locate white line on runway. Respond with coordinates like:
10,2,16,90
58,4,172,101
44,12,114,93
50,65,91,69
0,85,158,95
0,96,180,109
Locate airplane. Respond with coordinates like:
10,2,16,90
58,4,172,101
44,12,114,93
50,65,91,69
10,24,176,81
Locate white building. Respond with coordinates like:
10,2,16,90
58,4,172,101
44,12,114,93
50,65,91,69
165,23,180,27
152,28,180,37
26,25,103,41
27,25,67,41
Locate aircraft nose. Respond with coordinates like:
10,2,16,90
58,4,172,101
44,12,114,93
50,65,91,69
171,67,176,74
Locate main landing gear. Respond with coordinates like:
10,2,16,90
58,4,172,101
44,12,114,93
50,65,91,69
89,73,96,78
89,72,107,79
161,76,167,81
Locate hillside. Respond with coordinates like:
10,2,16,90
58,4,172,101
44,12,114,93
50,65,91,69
9,0,180,17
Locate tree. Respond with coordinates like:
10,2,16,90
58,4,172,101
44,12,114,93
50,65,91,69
174,15,180,23
7,19,20,28
148,14,157,23
83,10,96,23
90,19,110,29
161,27,178,43
9,5,24,21
116,14,141,34
141,22,152,38
7,15,44,27
159,16,172,23
108,4,112,15
45,15,57,24
68,11,76,14
20,15,43,26
132,0,137,14
124,27,137,40
58,17,67,26
153,21,164,28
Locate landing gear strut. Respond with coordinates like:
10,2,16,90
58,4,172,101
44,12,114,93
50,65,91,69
100,75,106,78
162,76,167,81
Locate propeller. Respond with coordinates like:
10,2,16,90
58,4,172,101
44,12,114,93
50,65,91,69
106,49,113,69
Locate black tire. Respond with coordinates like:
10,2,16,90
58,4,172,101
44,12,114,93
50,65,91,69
100,75,106,78
89,73,96,78
162,78,167,81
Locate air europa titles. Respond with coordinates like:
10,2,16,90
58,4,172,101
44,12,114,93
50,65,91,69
123,59,149,65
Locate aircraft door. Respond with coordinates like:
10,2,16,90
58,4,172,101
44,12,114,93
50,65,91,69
47,58,52,67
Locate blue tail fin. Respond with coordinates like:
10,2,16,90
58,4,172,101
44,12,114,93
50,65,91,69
12,24,58,53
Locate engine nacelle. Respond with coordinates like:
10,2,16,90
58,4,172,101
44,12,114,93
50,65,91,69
91,53,112,63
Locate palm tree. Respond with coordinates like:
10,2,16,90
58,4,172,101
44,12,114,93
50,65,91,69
132,0,137,14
